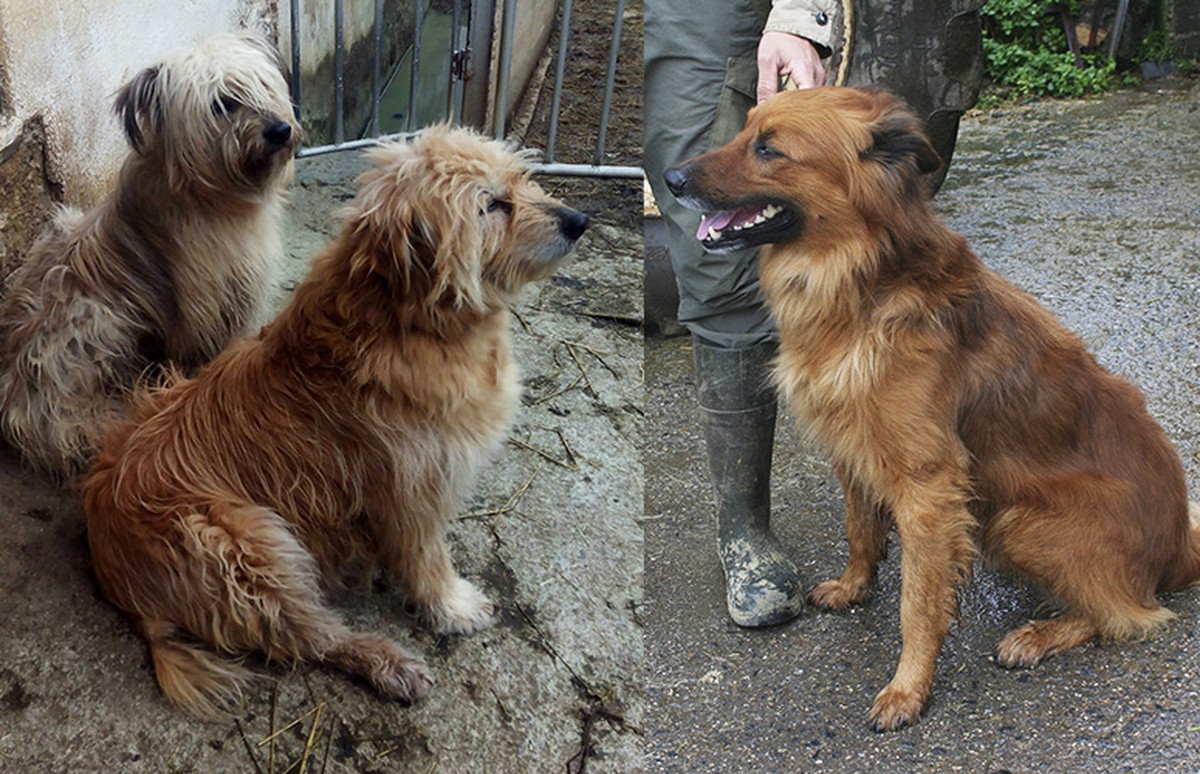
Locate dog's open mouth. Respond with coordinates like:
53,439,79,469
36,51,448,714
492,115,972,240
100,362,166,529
695,201,801,253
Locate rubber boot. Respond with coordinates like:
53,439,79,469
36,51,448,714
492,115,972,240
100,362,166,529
694,339,803,627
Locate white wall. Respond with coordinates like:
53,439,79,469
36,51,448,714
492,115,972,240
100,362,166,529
0,0,278,206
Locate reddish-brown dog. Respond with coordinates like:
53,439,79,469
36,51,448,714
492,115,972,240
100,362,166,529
665,86,1200,731
82,126,588,716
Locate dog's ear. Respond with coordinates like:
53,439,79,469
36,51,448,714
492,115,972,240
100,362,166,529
866,109,942,178
114,65,162,151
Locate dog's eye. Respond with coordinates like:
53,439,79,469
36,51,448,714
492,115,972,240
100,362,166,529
487,198,513,215
754,141,783,161
212,96,242,116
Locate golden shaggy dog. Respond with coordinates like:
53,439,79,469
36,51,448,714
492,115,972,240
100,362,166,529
665,87,1200,731
82,126,589,716
0,33,299,477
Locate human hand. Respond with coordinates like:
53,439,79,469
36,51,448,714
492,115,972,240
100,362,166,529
756,31,826,103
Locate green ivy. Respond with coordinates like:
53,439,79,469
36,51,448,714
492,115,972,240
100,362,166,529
1137,28,1175,63
981,0,1119,101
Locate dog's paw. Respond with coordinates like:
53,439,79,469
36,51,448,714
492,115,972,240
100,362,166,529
359,641,435,702
371,656,435,702
869,683,927,732
994,623,1048,669
808,578,866,609
429,577,495,635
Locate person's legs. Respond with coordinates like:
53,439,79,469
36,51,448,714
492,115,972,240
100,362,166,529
646,0,803,626
691,338,805,626
645,0,775,348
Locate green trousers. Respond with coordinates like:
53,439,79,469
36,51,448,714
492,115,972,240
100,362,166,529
644,0,775,348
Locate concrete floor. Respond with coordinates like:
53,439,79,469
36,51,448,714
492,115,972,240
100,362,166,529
0,151,644,772
645,79,1200,771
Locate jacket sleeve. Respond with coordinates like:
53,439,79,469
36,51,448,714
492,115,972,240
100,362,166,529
764,0,841,56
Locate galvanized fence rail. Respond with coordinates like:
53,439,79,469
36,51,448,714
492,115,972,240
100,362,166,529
288,0,640,179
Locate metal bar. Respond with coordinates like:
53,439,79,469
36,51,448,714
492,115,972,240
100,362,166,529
531,162,643,179
409,0,425,131
289,0,302,119
449,0,464,124
372,0,383,136
301,131,644,181
1109,0,1131,59
334,0,345,144
545,0,573,162
300,139,643,186
461,0,496,129
297,132,419,159
493,0,516,138
593,0,624,167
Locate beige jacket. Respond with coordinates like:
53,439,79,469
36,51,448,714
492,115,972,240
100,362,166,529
765,0,841,55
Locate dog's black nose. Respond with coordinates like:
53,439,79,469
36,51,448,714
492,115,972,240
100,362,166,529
663,165,689,196
559,209,589,241
263,121,293,146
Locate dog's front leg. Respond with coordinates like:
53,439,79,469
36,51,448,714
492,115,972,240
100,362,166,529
869,460,975,732
809,463,893,608
385,506,495,635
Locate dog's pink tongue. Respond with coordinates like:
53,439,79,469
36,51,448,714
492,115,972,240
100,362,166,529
696,205,759,240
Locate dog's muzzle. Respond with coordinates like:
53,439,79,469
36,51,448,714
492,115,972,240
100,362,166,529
263,121,294,147
558,208,589,241
663,164,690,198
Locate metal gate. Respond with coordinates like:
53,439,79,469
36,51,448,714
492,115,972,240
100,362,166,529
288,0,641,179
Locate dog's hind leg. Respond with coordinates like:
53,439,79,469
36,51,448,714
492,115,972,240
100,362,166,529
994,611,1099,668
986,490,1178,668
994,604,1174,668
0,278,143,477
146,504,433,714
809,464,893,609
214,505,435,701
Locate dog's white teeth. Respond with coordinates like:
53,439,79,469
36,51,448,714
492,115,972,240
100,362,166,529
707,227,721,241
764,204,782,219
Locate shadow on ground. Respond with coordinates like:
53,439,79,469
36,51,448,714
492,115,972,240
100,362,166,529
645,78,1200,772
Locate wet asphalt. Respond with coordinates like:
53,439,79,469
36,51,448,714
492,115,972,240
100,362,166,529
645,78,1200,772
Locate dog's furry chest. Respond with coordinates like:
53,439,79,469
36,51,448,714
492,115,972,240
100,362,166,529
163,207,281,364
370,328,519,453
369,348,520,513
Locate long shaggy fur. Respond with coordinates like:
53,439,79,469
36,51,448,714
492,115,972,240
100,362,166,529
0,33,299,477
82,125,588,717
668,86,1200,731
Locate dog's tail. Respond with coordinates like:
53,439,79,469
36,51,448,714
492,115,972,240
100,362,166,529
139,618,255,718
1161,501,1200,592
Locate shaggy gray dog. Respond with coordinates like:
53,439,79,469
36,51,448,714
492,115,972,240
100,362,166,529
0,33,300,477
